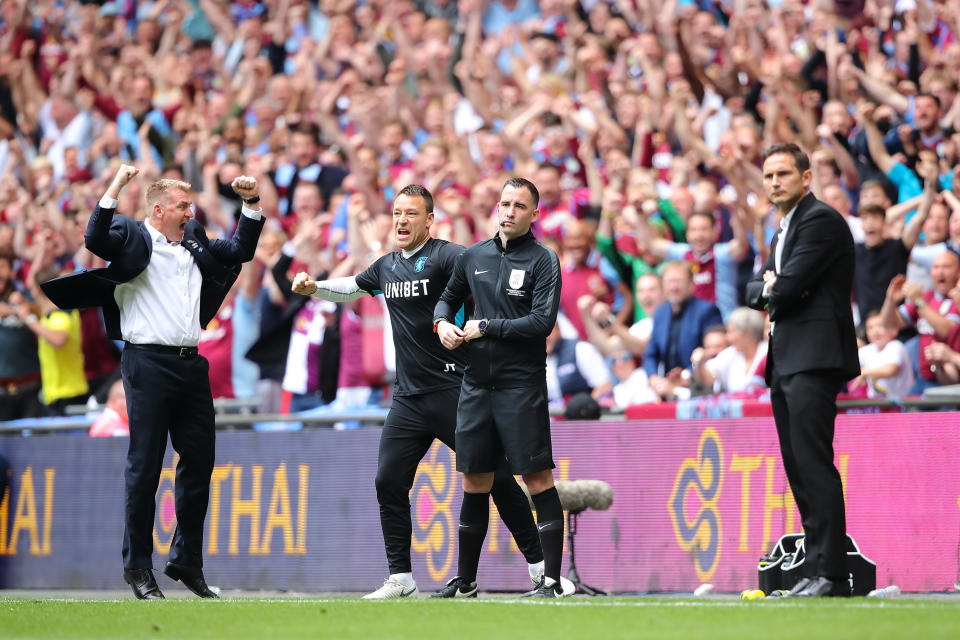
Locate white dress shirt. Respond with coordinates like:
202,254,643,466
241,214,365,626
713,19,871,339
114,215,204,347
775,204,798,274
100,194,261,346
764,203,799,300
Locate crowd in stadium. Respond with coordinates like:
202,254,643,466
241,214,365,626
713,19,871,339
2,0,960,425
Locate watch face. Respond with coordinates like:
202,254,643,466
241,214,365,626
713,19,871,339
478,319,488,333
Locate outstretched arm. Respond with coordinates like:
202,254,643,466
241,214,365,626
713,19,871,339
291,273,368,302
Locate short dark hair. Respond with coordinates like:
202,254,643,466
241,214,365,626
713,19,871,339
536,162,561,175
761,143,810,173
858,203,886,218
916,92,942,109
396,184,434,213
530,31,560,44
503,177,540,208
704,324,727,337
688,210,716,227
541,111,563,128
290,122,320,144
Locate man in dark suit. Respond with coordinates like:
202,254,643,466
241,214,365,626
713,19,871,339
41,164,265,599
746,143,860,598
644,261,724,401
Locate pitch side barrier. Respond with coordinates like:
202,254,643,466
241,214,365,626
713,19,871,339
1,410,960,593
2,392,958,433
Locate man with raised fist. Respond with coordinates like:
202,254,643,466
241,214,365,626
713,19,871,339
41,164,265,599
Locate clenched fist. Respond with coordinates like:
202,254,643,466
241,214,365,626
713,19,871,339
291,271,317,296
109,164,139,193
231,175,259,201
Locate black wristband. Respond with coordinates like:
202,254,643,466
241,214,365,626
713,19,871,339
242,196,260,205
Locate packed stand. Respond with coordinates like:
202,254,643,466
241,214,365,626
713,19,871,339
1,0,960,423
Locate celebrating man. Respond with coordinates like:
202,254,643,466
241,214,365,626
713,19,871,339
292,184,552,598
42,164,264,599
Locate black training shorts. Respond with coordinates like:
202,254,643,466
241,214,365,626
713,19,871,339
454,380,555,475
382,385,459,447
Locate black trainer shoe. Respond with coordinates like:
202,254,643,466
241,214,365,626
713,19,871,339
522,578,562,598
430,576,478,598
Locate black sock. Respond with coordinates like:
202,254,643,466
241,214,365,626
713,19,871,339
531,486,564,582
458,491,490,584
490,469,542,564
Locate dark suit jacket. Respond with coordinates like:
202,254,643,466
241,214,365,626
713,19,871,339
644,297,723,376
40,205,265,340
745,192,860,382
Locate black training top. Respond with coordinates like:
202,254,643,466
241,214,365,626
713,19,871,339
356,237,468,396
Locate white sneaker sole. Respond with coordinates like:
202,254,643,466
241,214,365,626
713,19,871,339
362,584,418,599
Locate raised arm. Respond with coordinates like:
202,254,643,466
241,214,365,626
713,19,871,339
852,66,910,115
884,193,924,229
901,176,937,251
879,274,908,332
205,176,265,264
855,100,896,175
901,279,957,339
84,164,140,260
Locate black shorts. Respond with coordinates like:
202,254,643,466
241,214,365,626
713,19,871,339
382,386,459,448
454,380,555,475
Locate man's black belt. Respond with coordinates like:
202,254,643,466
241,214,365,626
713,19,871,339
124,342,199,358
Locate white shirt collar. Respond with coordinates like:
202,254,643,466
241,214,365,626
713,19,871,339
401,239,429,259
145,219,178,246
781,204,798,232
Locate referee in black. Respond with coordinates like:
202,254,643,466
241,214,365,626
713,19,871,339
433,177,568,598
292,184,548,598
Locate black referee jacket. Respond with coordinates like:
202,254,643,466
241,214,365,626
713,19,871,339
434,230,561,388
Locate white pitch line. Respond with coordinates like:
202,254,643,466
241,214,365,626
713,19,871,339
12,598,957,610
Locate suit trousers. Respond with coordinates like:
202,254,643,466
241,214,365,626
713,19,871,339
769,362,847,582
121,347,216,570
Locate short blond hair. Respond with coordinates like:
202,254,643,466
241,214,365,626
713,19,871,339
145,179,191,212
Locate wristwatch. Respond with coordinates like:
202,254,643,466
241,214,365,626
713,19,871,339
477,319,489,336
242,195,260,205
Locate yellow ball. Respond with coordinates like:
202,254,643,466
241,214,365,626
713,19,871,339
739,589,766,600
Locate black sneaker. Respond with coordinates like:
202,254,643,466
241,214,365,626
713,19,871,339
522,578,562,598
430,576,478,598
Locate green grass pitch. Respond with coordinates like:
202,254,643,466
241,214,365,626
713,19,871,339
2,596,960,640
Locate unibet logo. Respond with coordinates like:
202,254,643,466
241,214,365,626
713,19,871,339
383,279,430,299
